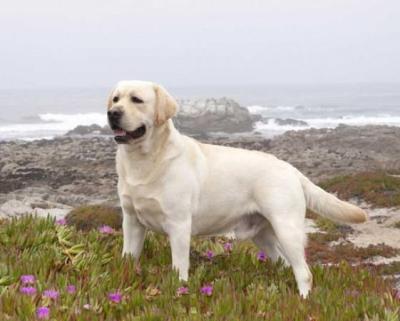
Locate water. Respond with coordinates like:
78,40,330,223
0,83,399,141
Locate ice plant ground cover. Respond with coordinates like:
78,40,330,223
0,216,399,321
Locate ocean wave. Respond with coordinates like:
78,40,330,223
1,111,400,141
247,105,296,114
254,115,400,138
0,112,107,141
39,113,107,126
305,115,400,127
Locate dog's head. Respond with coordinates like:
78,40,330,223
107,80,178,144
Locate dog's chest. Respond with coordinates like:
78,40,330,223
122,186,166,233
135,197,165,233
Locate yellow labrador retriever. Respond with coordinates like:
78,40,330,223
107,80,367,297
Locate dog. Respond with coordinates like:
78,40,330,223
107,80,367,297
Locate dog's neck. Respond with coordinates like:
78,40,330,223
117,120,183,184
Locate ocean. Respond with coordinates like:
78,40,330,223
1,83,400,141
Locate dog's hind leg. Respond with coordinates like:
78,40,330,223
255,178,312,297
252,222,289,265
268,216,312,297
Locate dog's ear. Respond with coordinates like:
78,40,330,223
153,84,178,126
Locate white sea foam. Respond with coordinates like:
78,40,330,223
247,105,296,114
0,113,107,141
253,115,400,138
1,109,400,141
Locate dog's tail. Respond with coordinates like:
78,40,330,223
296,170,368,224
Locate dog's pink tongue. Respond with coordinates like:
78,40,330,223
113,129,127,136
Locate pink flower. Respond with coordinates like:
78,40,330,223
224,242,233,252
67,285,76,294
393,289,400,300
20,286,37,295
20,274,35,284
55,218,67,226
108,292,122,303
99,225,114,234
43,289,59,300
83,304,91,310
205,250,214,259
36,306,50,319
257,250,267,262
176,286,189,296
200,284,213,296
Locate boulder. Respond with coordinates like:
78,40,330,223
0,198,71,219
262,118,309,127
175,97,255,134
66,124,112,136
274,118,308,127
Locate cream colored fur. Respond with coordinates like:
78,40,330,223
108,80,367,297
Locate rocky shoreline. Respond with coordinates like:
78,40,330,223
1,124,400,217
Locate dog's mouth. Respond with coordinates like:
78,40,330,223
112,125,147,144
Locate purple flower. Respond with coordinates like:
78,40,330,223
205,250,214,259
67,285,76,294
393,289,400,300
108,292,122,303
55,218,67,226
257,250,267,262
200,284,213,296
176,286,189,296
99,225,114,234
36,307,50,319
20,286,37,296
43,289,59,300
224,242,233,252
20,274,35,284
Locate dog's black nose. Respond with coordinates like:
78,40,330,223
107,109,123,120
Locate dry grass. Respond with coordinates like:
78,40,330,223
319,171,400,207
66,205,122,231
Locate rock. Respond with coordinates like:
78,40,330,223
1,162,19,174
0,198,71,219
267,125,400,181
0,200,33,218
273,118,309,127
261,118,309,127
175,97,255,134
1,124,400,218
66,124,112,136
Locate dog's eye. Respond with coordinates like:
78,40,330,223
131,96,144,104
112,96,119,103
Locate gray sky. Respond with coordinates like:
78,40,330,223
1,0,400,89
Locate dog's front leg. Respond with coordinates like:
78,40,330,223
122,208,146,259
165,219,191,281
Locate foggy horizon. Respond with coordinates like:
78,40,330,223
1,0,400,90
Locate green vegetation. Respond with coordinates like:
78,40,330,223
66,205,122,231
319,171,400,208
0,216,399,321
